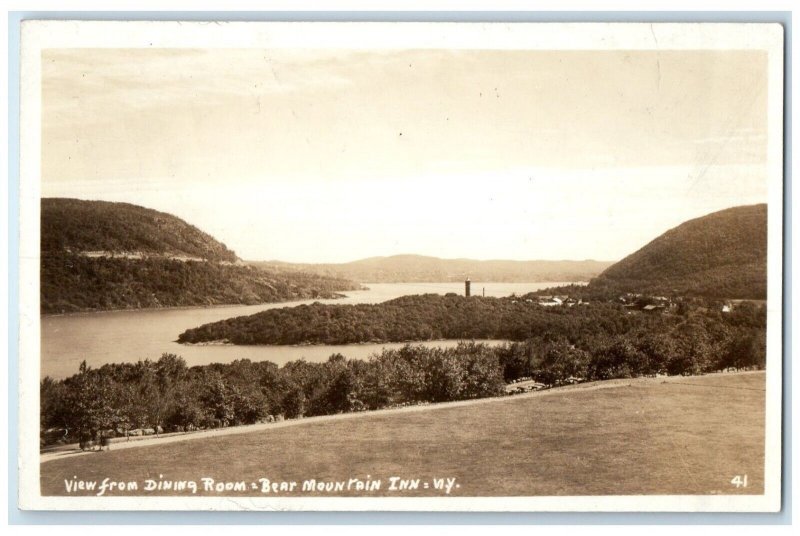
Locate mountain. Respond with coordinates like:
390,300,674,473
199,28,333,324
590,204,768,299
41,198,359,314
250,254,613,283
42,198,238,262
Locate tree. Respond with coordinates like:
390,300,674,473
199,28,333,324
166,384,204,432
40,376,69,430
722,328,766,370
230,385,268,425
385,345,429,403
281,384,306,419
359,357,399,409
669,320,713,375
588,338,642,380
200,374,234,427
425,351,463,402
458,343,506,399
323,365,359,413
538,341,590,386
635,332,676,375
496,341,538,382
62,361,117,442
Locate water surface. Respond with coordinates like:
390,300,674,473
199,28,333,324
41,282,578,379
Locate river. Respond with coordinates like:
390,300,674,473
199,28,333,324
41,281,578,379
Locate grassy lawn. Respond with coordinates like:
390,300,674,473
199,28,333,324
41,372,765,497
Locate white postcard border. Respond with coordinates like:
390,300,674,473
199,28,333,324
18,20,785,512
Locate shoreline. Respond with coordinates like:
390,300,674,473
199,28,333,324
41,280,589,319
39,370,764,465
40,292,357,319
179,338,510,348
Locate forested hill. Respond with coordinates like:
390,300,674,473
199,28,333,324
591,204,768,299
41,199,359,314
251,255,613,283
42,198,237,261
178,294,656,345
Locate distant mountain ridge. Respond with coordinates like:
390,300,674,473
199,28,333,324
41,198,358,314
591,204,767,299
251,254,613,283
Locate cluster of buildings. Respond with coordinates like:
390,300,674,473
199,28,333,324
617,293,674,313
617,293,737,314
505,295,589,307
463,279,739,315
533,295,586,307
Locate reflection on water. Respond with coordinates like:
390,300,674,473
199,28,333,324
41,281,579,379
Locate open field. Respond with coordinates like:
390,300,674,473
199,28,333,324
41,372,765,497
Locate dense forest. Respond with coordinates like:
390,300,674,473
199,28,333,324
41,252,359,314
589,204,767,299
176,293,766,347
178,294,663,345
42,198,239,261
41,198,360,314
41,302,765,447
253,254,612,283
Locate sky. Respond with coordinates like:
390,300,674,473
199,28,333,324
41,48,769,263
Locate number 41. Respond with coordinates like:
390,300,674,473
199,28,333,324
731,475,748,488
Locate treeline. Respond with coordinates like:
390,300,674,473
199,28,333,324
496,319,765,383
42,305,765,447
179,294,674,345
40,344,506,446
591,263,769,301
588,268,766,301
529,269,767,302
42,252,360,314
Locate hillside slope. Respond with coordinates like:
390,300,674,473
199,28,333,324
42,198,238,262
41,199,358,314
253,254,612,283
592,204,767,299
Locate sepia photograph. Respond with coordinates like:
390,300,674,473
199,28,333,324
16,20,784,512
